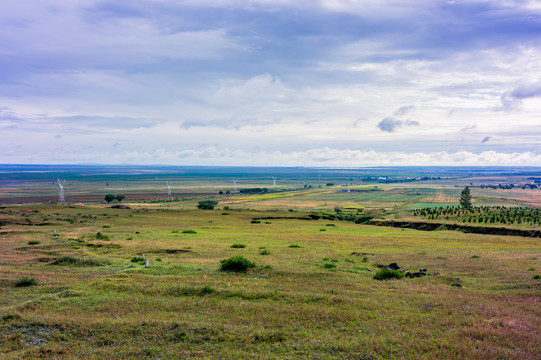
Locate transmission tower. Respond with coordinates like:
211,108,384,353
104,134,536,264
57,179,66,203
166,181,172,196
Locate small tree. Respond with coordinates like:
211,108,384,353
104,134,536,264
197,200,218,210
460,186,472,209
115,195,125,202
104,194,115,203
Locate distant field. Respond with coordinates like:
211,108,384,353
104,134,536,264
1,165,540,359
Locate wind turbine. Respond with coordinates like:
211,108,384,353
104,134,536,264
272,176,277,186
233,179,237,191
57,179,65,203
166,181,172,196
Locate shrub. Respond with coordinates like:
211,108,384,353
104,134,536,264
251,220,261,224
197,200,218,210
131,256,145,264
95,232,110,240
200,285,215,295
288,244,302,248
471,255,480,259
50,256,109,267
15,277,37,287
220,256,256,272
533,275,540,280
231,243,246,248
182,230,197,234
259,249,270,255
323,263,336,269
325,223,336,227
102,225,111,228
373,269,404,280
28,241,40,245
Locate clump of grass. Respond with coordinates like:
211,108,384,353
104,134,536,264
222,212,230,215
50,256,109,267
95,232,110,240
259,249,271,255
220,256,256,272
527,267,535,271
362,256,369,262
200,285,215,295
265,221,272,224
102,225,111,228
231,243,246,248
288,244,302,248
471,255,480,259
131,256,145,264
323,263,336,269
319,228,326,232
14,277,37,287
182,230,197,234
251,220,261,224
171,230,179,233
126,237,133,240
373,269,404,280
28,240,40,245
156,258,162,262
533,275,540,280
326,223,336,227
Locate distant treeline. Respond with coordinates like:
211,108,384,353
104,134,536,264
239,188,269,194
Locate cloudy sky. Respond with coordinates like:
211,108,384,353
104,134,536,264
2,0,541,166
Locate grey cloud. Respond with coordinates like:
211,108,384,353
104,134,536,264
377,117,419,132
460,125,477,132
499,83,541,112
393,105,415,116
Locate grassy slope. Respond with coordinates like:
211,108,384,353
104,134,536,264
1,203,540,359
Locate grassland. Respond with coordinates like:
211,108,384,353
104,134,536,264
1,166,540,359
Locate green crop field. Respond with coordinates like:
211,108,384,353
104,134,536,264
1,166,540,359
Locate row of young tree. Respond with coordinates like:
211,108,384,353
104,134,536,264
412,205,541,225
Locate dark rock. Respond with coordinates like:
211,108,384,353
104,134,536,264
433,272,440,276
405,272,414,278
412,272,426,277
398,269,405,273
135,231,140,234
367,268,372,272
455,277,460,281
387,263,400,270
452,282,462,287
420,268,427,272
424,304,433,310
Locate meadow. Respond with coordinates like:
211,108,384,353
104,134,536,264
1,166,540,359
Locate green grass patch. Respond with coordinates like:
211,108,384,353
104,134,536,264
231,243,246,248
14,277,37,287
373,269,404,280
220,256,256,272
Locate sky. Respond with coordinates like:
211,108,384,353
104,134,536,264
1,0,541,167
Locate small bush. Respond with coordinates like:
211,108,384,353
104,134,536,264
28,241,40,245
533,275,540,280
251,220,261,224
182,230,197,234
197,200,218,210
528,267,535,271
156,258,162,262
200,285,215,295
222,212,230,215
171,230,179,233
288,244,302,248
231,243,246,248
259,249,270,255
95,232,110,241
50,256,109,267
373,269,404,280
326,223,336,227
323,263,336,269
15,277,37,287
471,255,480,259
131,256,145,264
220,256,256,272
319,228,326,232
102,225,111,228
